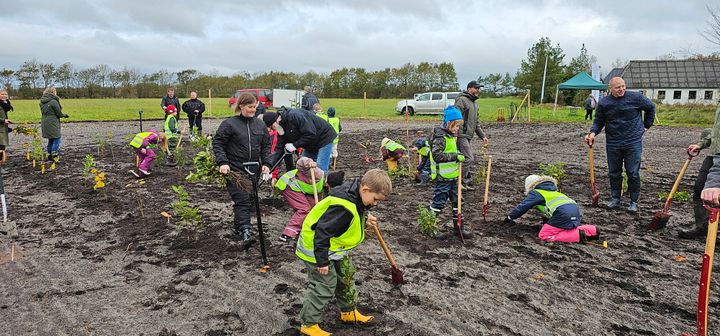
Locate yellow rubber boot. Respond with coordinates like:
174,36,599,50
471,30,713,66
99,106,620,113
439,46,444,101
300,324,332,336
340,309,374,323
386,158,398,171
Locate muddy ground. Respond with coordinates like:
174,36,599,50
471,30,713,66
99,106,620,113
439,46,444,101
0,117,716,335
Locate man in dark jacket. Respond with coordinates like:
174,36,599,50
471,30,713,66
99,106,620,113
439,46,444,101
454,81,489,189
701,156,720,205
181,91,206,135
585,77,655,213
301,86,320,111
264,108,337,173
213,92,272,243
161,88,181,121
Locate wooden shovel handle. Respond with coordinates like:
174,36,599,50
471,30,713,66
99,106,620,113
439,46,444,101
698,206,719,336
175,125,188,151
310,168,319,204
457,163,463,215
484,156,492,205
372,224,397,268
589,145,596,192
664,157,692,211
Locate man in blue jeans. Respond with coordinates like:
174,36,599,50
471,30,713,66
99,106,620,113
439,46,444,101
264,109,337,173
584,77,655,213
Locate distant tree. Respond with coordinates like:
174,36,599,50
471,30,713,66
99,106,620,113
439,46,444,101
15,59,40,90
94,64,111,88
76,67,102,97
39,63,56,88
55,62,74,89
701,5,720,48
0,69,14,92
687,52,720,60
563,44,593,104
176,69,200,95
611,58,627,69
437,62,458,92
514,37,566,103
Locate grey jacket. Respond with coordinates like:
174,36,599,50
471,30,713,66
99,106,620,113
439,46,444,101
698,104,720,155
454,91,485,140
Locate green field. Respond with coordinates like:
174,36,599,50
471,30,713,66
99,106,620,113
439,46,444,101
7,97,715,127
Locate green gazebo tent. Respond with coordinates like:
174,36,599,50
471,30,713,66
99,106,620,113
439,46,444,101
553,72,608,114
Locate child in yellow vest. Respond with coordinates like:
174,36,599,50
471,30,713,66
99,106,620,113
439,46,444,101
380,138,405,172
296,169,392,336
276,157,324,243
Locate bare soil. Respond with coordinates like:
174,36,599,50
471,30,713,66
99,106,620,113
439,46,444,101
0,118,716,335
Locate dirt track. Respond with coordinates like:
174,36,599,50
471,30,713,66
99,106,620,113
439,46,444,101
0,118,716,335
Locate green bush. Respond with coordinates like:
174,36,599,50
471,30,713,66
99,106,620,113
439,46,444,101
170,185,203,231
538,162,566,184
417,205,438,237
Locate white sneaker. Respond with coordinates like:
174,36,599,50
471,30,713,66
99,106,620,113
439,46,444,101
138,169,151,176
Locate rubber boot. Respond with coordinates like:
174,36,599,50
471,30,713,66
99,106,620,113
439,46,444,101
300,324,332,336
386,158,398,172
340,309,374,323
679,201,709,239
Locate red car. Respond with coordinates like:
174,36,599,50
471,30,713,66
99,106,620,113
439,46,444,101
228,89,273,108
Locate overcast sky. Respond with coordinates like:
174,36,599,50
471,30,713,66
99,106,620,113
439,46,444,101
3,0,718,86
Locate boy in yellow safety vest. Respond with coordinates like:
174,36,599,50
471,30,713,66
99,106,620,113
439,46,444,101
276,157,324,244
505,175,600,243
296,169,392,336
429,106,473,239
380,138,405,172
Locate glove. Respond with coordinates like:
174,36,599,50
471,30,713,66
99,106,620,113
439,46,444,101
503,216,516,224
285,143,297,153
62,114,70,118
262,173,272,181
457,154,465,162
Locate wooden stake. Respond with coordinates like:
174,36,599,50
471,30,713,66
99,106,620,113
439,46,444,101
11,244,15,262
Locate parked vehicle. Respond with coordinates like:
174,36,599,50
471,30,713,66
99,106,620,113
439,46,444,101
395,92,460,115
228,88,305,109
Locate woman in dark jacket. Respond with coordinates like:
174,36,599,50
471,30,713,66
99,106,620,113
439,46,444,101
40,86,69,158
264,108,336,173
0,89,13,150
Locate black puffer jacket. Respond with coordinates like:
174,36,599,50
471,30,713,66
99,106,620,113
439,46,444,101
181,99,205,116
272,108,336,161
212,115,272,172
311,178,367,267
301,92,320,111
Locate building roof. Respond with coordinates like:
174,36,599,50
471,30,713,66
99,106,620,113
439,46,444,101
620,60,720,89
603,67,624,84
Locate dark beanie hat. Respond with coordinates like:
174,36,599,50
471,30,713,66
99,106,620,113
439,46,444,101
263,112,279,127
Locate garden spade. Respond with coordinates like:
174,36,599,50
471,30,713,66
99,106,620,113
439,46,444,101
310,167,319,204
648,149,697,230
0,160,7,223
457,163,466,243
588,145,600,207
243,162,268,267
371,222,404,285
482,156,493,221
697,203,720,336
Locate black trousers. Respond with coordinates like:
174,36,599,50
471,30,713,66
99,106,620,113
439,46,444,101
188,113,203,132
585,109,593,120
227,181,252,232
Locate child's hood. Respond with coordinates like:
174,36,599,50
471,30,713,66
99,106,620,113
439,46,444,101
534,181,558,192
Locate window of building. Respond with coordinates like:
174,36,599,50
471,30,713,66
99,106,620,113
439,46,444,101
689,90,697,100
706,91,714,100
673,90,681,99
658,90,666,99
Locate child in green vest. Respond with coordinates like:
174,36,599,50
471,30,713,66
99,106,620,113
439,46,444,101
326,107,341,168
380,138,405,172
128,129,167,176
276,157,324,244
164,105,180,166
429,106,473,239
296,168,392,336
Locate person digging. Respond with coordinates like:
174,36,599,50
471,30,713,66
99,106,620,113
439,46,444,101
276,157,324,245
380,137,405,172
163,105,180,166
296,169,392,336
128,129,167,177
428,106,473,240
504,175,600,243
680,126,720,239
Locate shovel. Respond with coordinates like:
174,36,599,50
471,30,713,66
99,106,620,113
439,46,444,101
482,156,493,221
697,203,720,336
371,222,404,285
588,145,600,207
648,149,697,230
242,162,268,267
457,163,466,243
310,167,319,204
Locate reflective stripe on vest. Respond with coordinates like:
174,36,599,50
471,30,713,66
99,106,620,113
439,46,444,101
418,140,430,157
164,115,177,138
129,132,152,148
534,189,576,218
429,135,459,180
328,117,340,144
295,196,364,264
385,141,405,152
275,169,324,194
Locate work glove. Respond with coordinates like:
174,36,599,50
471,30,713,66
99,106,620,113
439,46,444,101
284,143,297,153
503,216,516,224
262,173,272,181
62,114,70,118
457,154,465,162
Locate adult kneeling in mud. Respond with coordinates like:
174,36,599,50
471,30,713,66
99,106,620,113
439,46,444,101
212,92,272,244
296,169,391,336
263,108,337,173
505,175,600,243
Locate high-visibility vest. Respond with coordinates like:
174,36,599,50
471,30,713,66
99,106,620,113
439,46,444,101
534,189,576,218
296,196,364,264
164,115,178,138
328,117,340,144
384,140,405,152
275,169,324,194
129,132,154,149
418,140,430,157
429,135,459,180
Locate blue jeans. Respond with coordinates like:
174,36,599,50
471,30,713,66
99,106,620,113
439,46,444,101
430,179,460,217
47,138,61,155
302,142,334,173
606,142,642,203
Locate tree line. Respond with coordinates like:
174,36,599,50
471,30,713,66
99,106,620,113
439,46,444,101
0,60,459,100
